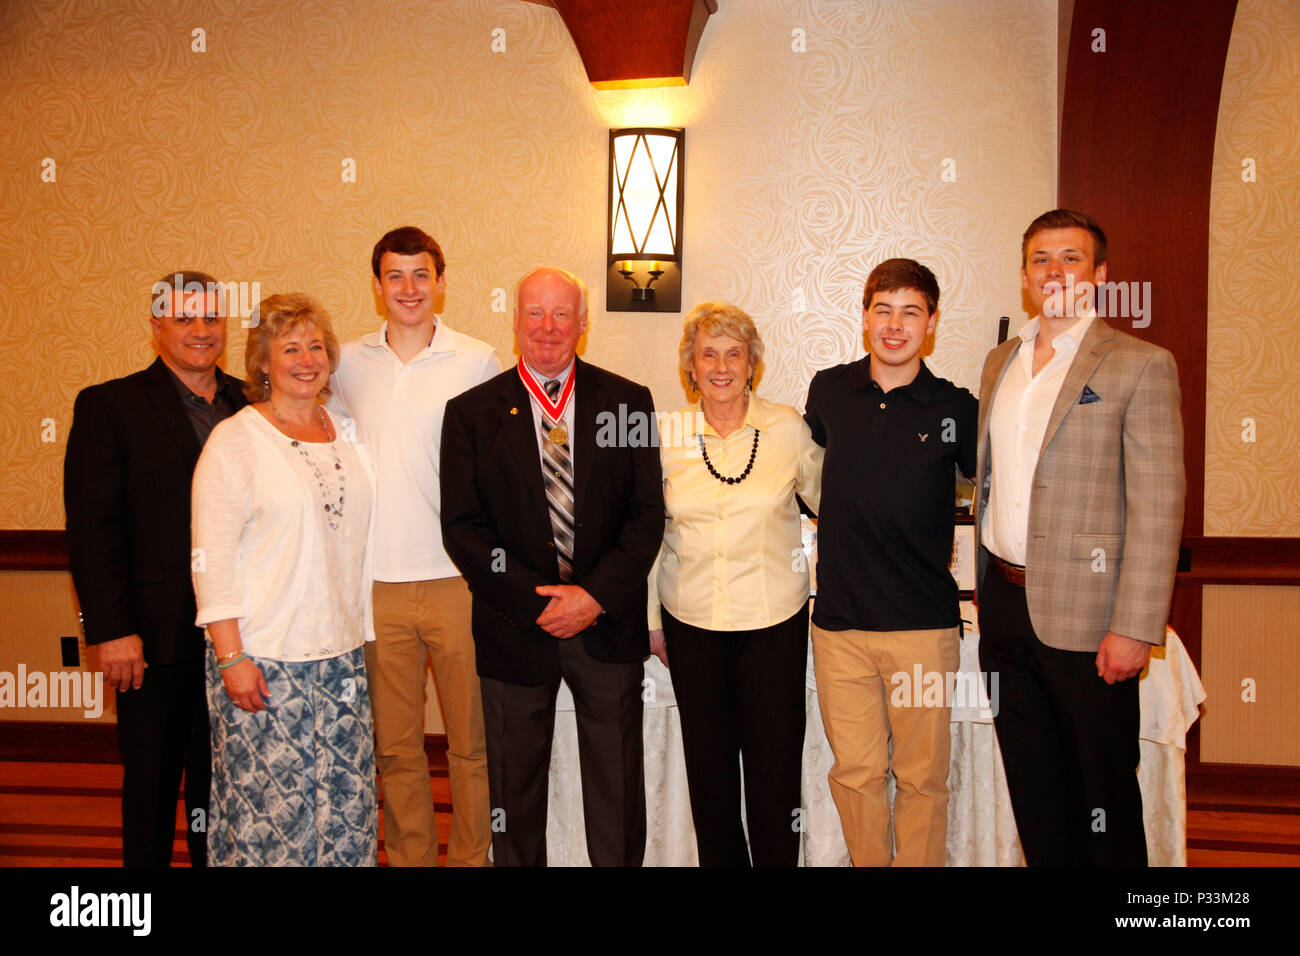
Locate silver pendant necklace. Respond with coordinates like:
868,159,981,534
271,401,345,530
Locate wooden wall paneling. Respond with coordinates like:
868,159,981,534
543,0,718,88
1058,0,1243,789
1200,585,1300,766
1059,0,1237,541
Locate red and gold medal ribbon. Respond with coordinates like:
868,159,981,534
517,358,575,423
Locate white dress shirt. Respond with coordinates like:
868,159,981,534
649,395,823,632
983,311,1095,565
329,319,500,582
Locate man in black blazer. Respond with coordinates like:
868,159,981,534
64,272,248,867
441,267,664,866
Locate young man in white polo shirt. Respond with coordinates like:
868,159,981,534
330,227,501,866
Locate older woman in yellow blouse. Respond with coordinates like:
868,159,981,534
648,301,822,867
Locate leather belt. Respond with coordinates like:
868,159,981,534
989,552,1027,587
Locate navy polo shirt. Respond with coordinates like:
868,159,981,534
804,357,978,631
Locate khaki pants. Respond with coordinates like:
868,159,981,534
811,624,960,866
368,577,491,866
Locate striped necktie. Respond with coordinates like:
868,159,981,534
540,378,575,582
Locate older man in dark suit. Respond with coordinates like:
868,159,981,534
64,271,248,866
974,211,1185,866
440,266,664,866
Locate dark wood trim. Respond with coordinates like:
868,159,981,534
9,529,1291,583
1170,581,1203,764
0,843,156,862
1188,762,1300,808
1058,1,1245,782
1177,537,1300,585
1186,838,1299,855
0,530,67,571
545,0,718,89
0,720,117,763
1189,802,1300,816
1059,0,1237,546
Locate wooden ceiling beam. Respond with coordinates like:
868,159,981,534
525,0,718,89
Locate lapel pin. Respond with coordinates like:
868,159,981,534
510,407,518,415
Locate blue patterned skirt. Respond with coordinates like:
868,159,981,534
205,646,378,866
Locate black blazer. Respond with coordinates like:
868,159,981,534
63,357,248,665
440,358,665,686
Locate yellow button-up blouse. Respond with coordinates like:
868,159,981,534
649,394,823,632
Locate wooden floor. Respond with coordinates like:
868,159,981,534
2,757,1297,866
0,759,451,866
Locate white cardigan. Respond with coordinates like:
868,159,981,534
191,406,377,660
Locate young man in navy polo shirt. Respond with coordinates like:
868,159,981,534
804,258,977,866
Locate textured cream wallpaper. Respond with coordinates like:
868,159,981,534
1205,0,1300,537
0,0,1057,529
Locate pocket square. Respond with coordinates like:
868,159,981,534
1079,385,1101,404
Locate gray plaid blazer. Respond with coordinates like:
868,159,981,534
973,318,1185,651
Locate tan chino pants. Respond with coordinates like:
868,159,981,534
368,577,491,866
811,624,960,866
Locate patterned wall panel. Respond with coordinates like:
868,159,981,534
1205,0,1300,536
0,0,1057,529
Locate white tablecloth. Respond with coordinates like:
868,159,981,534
545,606,1206,866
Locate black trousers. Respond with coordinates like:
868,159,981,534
976,557,1146,866
661,604,808,867
480,636,645,867
115,657,210,867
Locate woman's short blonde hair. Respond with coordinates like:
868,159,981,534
678,301,764,391
243,293,340,403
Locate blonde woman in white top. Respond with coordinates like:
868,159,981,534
648,302,822,866
192,293,377,866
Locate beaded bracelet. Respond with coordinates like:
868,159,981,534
217,652,248,671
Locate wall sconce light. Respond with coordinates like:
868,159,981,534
607,127,683,312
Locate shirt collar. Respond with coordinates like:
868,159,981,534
360,318,454,360
164,363,235,405
850,355,940,404
1019,309,1096,352
693,393,774,438
215,370,244,401
524,359,574,388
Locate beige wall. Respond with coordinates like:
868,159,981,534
1,0,1057,530
1205,0,1300,537
4,0,1296,762
0,0,1057,726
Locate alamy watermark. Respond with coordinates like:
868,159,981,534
889,665,999,718
50,886,150,936
152,274,262,326
595,406,706,456
0,666,103,718
1044,275,1152,328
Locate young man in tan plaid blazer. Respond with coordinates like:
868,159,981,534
973,209,1185,866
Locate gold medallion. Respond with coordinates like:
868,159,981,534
548,425,568,445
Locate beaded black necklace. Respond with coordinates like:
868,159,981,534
699,429,759,485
